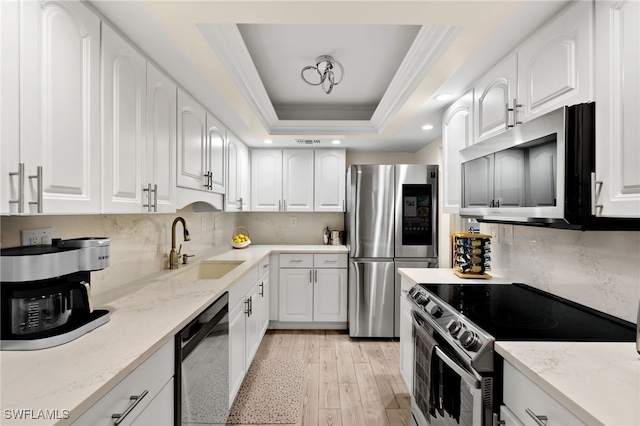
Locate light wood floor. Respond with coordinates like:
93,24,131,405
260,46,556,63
231,329,411,426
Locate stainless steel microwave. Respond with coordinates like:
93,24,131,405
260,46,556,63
459,103,639,230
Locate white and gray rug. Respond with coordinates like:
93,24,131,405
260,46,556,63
227,359,305,424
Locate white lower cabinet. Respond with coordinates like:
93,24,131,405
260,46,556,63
502,360,584,426
399,278,414,393
73,339,174,426
228,259,270,405
278,253,348,324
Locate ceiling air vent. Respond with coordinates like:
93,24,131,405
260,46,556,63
295,139,321,145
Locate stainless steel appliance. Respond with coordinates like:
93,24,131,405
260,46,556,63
404,283,637,426
176,292,229,426
0,238,110,350
347,164,438,338
459,102,639,230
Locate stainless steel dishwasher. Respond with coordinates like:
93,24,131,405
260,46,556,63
175,292,229,426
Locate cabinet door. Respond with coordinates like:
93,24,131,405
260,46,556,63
238,141,250,211
146,63,177,213
462,155,494,208
517,1,593,122
282,150,314,212
1,0,20,214
228,301,246,405
130,378,173,426
594,0,640,217
207,113,226,194
177,89,207,191
245,284,262,369
474,53,518,142
251,150,282,211
399,294,413,393
494,150,525,207
442,90,473,213
278,268,313,322
225,136,240,211
258,276,270,337
313,268,347,322
102,23,147,213
22,0,101,214
314,149,346,212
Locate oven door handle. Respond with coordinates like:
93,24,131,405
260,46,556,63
434,347,482,389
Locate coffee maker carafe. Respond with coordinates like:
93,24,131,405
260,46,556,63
1,237,110,350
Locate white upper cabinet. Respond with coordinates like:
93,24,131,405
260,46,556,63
442,90,473,213
177,89,208,192
474,53,518,143
282,150,314,212
146,63,177,213
251,150,283,211
206,114,226,194
1,1,21,215
7,0,101,214
225,132,250,212
101,23,147,213
314,149,346,212
517,0,593,123
594,0,640,217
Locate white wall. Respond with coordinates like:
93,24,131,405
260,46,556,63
0,207,237,296
483,223,640,323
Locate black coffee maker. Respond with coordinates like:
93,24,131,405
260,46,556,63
1,238,110,350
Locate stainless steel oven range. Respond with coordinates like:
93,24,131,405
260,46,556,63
405,283,637,426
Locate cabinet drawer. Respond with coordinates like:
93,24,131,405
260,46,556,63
74,339,174,425
258,257,270,279
503,361,583,426
314,253,348,268
229,266,258,308
279,253,313,268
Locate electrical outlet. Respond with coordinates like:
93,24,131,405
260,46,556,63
290,216,297,228
499,224,514,246
488,224,499,240
21,227,54,246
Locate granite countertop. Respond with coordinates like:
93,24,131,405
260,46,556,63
0,245,347,425
398,267,640,426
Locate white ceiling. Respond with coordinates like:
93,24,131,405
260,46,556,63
88,0,571,152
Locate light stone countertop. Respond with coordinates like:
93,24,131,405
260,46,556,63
0,245,347,426
496,341,640,426
398,268,640,426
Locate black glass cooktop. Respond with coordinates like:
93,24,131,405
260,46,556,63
420,283,636,342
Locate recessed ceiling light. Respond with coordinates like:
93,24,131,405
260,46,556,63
264,139,273,144
434,93,453,101
421,124,434,131
331,140,342,145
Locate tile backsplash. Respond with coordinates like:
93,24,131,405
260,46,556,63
482,224,640,323
0,207,237,296
237,212,345,245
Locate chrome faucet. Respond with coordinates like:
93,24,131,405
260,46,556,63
169,217,191,269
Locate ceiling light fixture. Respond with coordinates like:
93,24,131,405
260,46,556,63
421,124,434,130
301,55,344,94
264,139,273,144
331,140,342,145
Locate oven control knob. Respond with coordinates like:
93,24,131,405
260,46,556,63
459,330,479,350
425,301,443,318
447,320,463,337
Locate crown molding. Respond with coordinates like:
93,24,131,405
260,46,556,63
202,23,459,136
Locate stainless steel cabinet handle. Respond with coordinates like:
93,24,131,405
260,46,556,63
314,270,317,282
28,166,43,213
505,102,510,131
283,199,287,211
111,390,148,425
245,298,251,316
237,197,243,211
259,282,264,297
204,173,209,189
278,200,282,211
513,98,522,125
152,184,158,212
9,162,24,213
249,296,253,316
591,172,603,216
525,408,548,426
309,270,312,283
142,183,152,211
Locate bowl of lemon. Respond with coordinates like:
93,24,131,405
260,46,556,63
231,226,251,249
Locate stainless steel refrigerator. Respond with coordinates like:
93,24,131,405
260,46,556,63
346,164,438,337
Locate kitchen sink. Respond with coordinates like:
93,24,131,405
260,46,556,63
170,260,244,280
